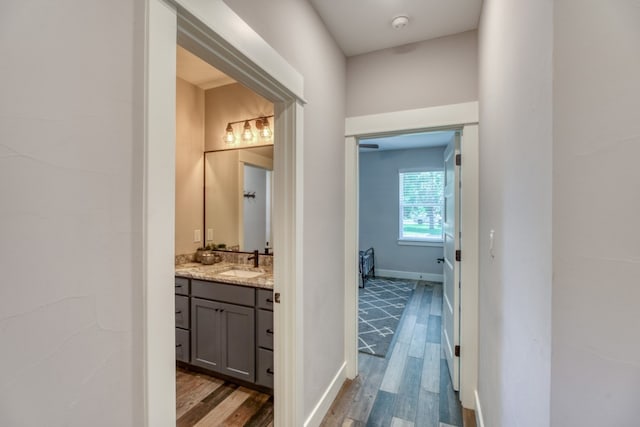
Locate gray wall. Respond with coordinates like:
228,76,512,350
346,30,478,117
0,0,145,425
224,0,347,418
359,147,445,276
551,0,640,425
478,1,553,426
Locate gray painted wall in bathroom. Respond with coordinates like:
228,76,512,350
359,147,446,276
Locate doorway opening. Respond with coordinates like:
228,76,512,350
174,44,277,425
341,103,479,424
144,2,305,425
340,129,463,425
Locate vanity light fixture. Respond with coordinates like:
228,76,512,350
222,115,274,145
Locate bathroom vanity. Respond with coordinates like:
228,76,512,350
174,262,274,390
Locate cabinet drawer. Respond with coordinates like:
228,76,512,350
192,279,255,306
256,348,274,389
175,277,189,296
175,295,189,329
175,328,190,363
257,309,273,350
256,289,274,310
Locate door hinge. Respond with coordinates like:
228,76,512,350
455,154,461,166
274,292,281,303
455,250,461,262
455,345,461,357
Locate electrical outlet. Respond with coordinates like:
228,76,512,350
194,229,201,243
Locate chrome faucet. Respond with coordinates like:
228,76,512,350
248,250,259,268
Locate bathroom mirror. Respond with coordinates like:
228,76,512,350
204,146,273,253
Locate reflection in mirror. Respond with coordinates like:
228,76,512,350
204,146,273,253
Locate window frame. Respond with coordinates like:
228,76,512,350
398,167,445,245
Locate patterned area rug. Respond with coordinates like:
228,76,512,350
359,277,415,357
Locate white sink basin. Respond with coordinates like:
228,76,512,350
219,269,263,279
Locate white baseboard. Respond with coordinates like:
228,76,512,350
474,389,485,427
304,361,347,427
376,269,443,283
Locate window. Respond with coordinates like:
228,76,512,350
399,169,444,242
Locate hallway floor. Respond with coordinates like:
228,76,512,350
321,281,467,427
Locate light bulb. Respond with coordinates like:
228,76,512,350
242,120,254,143
223,123,236,144
259,118,272,140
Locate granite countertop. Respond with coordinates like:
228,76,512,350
175,261,274,290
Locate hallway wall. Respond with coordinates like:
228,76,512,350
346,30,478,117
551,0,640,424
0,1,146,425
477,1,553,426
223,0,347,419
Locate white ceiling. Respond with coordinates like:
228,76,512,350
359,130,455,152
176,46,235,89
308,0,483,57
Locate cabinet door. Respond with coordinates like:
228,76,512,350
191,298,222,371
219,302,255,382
175,295,189,329
257,309,274,350
256,348,274,389
175,277,189,296
256,289,274,310
175,328,190,363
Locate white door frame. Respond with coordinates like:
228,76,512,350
144,1,305,425
344,102,479,409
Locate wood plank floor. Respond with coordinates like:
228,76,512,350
176,281,475,427
321,281,473,427
176,368,273,426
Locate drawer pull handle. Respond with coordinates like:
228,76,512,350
266,368,274,375
175,310,182,314
219,309,224,313
176,344,182,348
266,298,273,303
266,329,274,335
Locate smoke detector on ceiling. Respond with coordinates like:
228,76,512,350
391,15,409,30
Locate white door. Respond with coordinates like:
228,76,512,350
443,135,460,390
243,164,268,251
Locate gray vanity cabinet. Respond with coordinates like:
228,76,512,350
176,276,273,390
190,284,256,383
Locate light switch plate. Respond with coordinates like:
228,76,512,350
489,229,495,258
207,228,213,241
194,229,201,243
